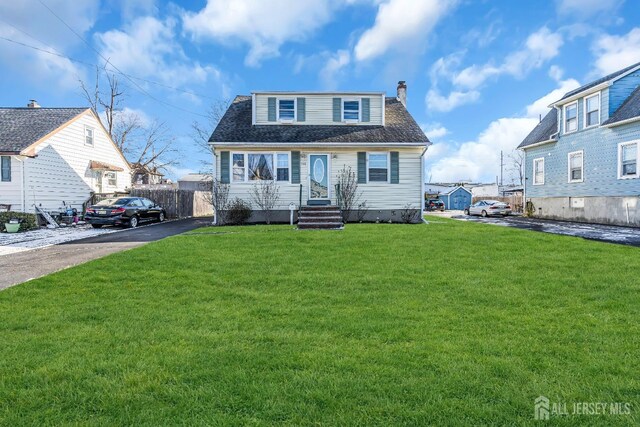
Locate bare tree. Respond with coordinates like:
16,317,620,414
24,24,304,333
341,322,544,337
335,166,364,223
191,100,231,168
79,67,179,180
249,180,280,224
206,178,230,225
400,203,420,223
507,150,525,186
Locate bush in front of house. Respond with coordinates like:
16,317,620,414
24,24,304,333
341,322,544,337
0,211,38,232
225,198,252,225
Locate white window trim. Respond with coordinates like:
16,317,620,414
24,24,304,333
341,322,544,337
104,171,117,187
617,140,639,180
84,125,94,146
276,98,296,123
342,98,361,123
567,150,584,183
563,101,578,135
583,92,601,129
533,157,545,186
366,152,390,184
229,151,291,184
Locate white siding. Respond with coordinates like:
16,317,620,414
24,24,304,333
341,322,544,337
254,94,384,126
216,146,423,210
21,112,130,212
0,156,25,211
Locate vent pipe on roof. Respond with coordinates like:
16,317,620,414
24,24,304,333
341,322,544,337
397,81,407,107
27,99,41,108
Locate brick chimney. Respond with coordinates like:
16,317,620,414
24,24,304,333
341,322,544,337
27,99,41,108
397,81,407,107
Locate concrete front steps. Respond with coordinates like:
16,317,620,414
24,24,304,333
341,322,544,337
298,205,344,230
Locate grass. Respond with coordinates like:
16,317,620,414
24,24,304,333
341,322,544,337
0,217,638,425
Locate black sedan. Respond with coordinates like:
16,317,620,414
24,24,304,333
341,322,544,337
85,197,166,228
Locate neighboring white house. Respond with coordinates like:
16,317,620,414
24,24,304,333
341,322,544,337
0,103,131,213
208,82,431,224
178,173,212,191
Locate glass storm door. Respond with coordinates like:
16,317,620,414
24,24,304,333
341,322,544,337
309,154,329,200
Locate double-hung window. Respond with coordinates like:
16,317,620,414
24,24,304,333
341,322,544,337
533,158,544,185
1,156,10,182
343,99,360,122
248,153,274,181
104,171,117,186
584,93,600,127
564,102,577,133
619,141,638,179
276,153,289,181
278,99,295,121
368,153,388,182
568,151,584,183
232,153,245,182
85,126,94,146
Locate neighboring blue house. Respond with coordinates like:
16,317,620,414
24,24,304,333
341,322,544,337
518,61,640,227
439,186,472,210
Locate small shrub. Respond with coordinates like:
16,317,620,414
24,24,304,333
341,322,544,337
225,198,252,225
525,201,535,217
0,211,38,232
400,204,420,224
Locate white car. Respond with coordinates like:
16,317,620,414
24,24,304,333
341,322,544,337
464,200,512,217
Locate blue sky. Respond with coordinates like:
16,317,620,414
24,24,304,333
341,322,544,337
1,0,639,183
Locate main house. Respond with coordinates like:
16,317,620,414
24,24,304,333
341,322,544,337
208,82,430,224
0,102,131,213
518,62,640,227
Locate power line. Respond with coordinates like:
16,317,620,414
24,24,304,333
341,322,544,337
34,0,212,118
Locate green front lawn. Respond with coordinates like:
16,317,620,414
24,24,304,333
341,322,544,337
0,218,638,425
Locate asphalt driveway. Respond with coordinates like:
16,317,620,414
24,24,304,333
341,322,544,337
0,217,212,290
453,214,640,247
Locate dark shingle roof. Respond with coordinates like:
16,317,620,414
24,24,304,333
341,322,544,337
560,61,640,101
0,107,87,153
603,85,640,126
209,96,429,144
517,109,558,149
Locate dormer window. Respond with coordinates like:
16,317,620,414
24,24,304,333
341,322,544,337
584,93,600,128
564,102,577,134
278,99,295,122
343,99,360,122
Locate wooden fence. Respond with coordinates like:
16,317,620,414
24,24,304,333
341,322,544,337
472,195,523,213
90,190,213,219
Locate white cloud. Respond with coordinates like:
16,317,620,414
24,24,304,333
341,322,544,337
319,50,351,89
182,0,339,66
426,89,480,112
548,65,564,82
556,0,623,19
421,123,449,140
354,0,457,61
95,16,218,88
591,27,640,76
525,78,580,118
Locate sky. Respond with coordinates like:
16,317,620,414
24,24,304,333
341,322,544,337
1,0,639,183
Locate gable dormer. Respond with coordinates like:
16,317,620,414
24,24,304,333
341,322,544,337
251,92,386,126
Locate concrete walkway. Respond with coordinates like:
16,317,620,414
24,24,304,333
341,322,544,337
0,218,212,290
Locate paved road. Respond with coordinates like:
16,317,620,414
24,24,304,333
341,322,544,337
454,215,640,247
0,218,212,290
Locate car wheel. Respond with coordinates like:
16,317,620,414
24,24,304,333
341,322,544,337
129,216,139,228
464,209,470,215
481,210,488,217
91,224,103,229
158,212,165,222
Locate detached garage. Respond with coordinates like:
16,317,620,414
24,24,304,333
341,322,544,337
439,186,472,210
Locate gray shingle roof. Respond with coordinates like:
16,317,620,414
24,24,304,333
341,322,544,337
602,85,640,126
517,109,558,149
560,61,640,101
209,96,429,144
0,107,87,153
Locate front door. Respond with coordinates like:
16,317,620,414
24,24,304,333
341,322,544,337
308,154,330,201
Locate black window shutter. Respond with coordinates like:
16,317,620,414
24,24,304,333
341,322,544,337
357,152,366,183
362,98,370,122
291,151,301,184
220,151,230,183
333,97,342,122
390,151,399,184
297,98,306,122
267,97,276,122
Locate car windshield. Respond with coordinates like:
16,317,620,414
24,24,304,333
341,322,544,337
485,200,501,205
95,198,131,206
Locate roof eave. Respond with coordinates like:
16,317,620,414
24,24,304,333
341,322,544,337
209,141,429,147
250,91,386,96
518,138,557,150
548,82,610,108
603,115,640,128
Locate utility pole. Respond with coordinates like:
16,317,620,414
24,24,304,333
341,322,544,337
500,150,504,187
